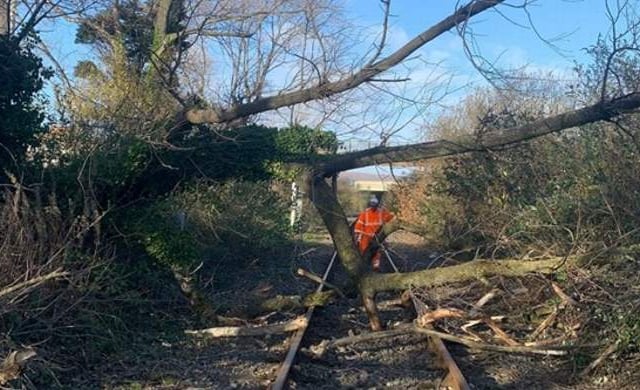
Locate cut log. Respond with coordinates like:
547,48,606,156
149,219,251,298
185,316,308,337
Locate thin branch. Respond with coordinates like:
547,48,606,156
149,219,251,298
315,92,640,176
185,0,504,124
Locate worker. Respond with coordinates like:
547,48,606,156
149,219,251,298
354,195,394,272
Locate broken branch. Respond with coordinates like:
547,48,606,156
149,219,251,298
0,269,69,299
185,316,308,338
309,325,413,357
360,257,568,296
413,326,567,356
296,268,346,298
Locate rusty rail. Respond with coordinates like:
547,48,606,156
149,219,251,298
382,246,470,390
270,251,337,390
271,245,470,389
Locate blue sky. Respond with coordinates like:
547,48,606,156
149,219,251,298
40,1,610,91
338,0,611,176
346,0,607,73
36,1,613,177
36,0,612,173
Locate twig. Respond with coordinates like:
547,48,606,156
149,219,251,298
469,288,500,316
185,316,308,338
581,341,620,376
417,308,465,326
484,317,520,346
460,320,484,342
296,268,346,298
0,269,69,299
525,335,569,347
551,282,578,307
413,326,567,356
528,308,558,341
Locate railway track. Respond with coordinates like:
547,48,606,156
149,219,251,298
269,248,471,390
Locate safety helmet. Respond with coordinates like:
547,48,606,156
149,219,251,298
369,195,379,206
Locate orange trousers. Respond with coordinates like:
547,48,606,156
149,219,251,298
358,235,382,271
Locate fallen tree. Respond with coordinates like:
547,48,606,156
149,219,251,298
303,91,640,329
78,0,640,330
181,1,639,330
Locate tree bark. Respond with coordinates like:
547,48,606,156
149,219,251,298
309,178,367,281
359,257,565,296
314,93,640,177
0,0,8,36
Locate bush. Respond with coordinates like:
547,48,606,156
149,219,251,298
392,83,640,256
0,183,114,386
0,36,52,173
120,180,291,286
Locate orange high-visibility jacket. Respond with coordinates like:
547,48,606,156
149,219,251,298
354,207,394,239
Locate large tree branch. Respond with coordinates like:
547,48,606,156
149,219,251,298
315,92,640,176
184,0,503,124
359,257,566,296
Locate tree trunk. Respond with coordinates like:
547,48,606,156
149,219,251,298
0,0,9,36
308,172,567,329
308,177,367,281
359,257,565,296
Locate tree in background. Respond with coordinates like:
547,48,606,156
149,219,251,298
0,35,51,176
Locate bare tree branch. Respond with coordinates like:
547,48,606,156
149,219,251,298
315,92,640,176
184,0,503,124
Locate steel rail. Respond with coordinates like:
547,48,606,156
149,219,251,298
270,251,338,390
271,244,470,390
381,246,470,390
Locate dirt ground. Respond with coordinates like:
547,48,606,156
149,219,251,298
90,232,640,389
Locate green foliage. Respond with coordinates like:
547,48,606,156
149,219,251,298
394,79,640,255
117,180,290,274
274,125,339,159
114,193,200,272
75,0,155,75
176,124,337,181
173,180,290,261
0,36,51,172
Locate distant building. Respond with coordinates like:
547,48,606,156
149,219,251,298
339,171,398,192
